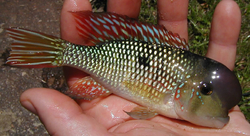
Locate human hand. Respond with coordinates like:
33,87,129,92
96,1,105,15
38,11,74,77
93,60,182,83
20,0,250,135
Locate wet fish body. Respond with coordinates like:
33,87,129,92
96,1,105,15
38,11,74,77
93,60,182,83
6,11,242,128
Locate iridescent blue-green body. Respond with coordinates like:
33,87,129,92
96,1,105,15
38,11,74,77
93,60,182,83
6,11,242,128
62,39,241,128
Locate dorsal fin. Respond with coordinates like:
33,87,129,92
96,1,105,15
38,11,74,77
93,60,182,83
71,11,189,50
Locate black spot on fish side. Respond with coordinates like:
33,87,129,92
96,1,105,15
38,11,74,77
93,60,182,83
138,55,150,67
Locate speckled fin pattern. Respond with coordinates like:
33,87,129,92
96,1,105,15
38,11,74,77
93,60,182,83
66,76,111,100
71,11,189,50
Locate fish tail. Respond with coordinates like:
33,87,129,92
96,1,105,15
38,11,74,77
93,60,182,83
6,28,66,68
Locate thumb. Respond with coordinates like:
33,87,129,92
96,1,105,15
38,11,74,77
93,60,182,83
20,88,109,136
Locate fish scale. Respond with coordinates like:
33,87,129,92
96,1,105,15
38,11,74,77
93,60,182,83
6,11,242,128
62,40,194,109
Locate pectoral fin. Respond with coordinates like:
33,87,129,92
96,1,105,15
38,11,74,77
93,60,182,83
66,76,111,100
124,106,158,120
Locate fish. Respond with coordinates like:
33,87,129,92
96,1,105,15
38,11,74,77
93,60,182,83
6,11,242,128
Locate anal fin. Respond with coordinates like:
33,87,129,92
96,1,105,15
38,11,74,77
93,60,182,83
124,106,158,120
66,76,111,100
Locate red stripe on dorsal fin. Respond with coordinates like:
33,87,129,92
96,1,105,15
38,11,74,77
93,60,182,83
71,11,189,50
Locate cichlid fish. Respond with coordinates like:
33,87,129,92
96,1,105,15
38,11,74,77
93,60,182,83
6,11,242,128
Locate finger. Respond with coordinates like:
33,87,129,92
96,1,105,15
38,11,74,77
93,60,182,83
63,66,89,86
206,0,241,70
225,106,250,134
157,0,189,40
20,88,109,135
61,0,92,86
107,0,141,18
61,0,92,44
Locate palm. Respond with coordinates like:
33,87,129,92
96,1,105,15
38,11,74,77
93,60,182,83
76,94,249,135
21,87,250,135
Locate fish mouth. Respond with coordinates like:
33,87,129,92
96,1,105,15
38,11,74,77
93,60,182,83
185,114,230,128
203,116,229,128
215,117,229,128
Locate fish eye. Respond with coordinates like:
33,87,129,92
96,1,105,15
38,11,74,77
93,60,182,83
200,82,213,95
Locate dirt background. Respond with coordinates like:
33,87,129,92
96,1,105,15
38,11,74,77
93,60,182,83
0,0,65,135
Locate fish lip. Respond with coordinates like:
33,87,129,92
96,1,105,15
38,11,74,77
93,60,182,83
186,114,230,128
205,116,229,128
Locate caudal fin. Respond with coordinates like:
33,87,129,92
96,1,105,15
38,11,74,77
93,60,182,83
6,28,66,68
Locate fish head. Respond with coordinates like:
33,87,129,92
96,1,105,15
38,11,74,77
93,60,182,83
173,58,242,128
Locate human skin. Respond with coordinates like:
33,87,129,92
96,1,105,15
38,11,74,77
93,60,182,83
20,0,250,135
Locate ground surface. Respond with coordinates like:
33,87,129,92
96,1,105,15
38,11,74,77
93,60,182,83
0,0,63,135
